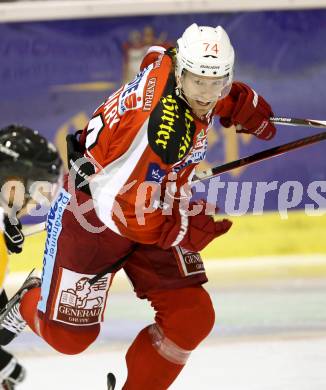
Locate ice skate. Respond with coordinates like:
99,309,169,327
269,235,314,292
0,270,41,346
0,358,26,390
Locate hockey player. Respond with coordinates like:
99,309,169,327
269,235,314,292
0,125,62,389
0,24,276,389
0,213,25,390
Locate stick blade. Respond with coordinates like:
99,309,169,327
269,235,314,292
22,222,46,237
107,372,116,390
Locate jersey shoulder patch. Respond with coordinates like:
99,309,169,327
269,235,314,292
117,65,154,116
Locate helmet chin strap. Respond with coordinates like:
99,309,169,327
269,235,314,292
175,84,189,105
174,75,195,109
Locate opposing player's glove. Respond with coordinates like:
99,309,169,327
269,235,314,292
157,200,232,252
216,82,276,140
4,215,24,254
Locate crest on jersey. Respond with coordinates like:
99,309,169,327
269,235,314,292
50,268,112,326
173,246,205,276
118,67,153,115
145,162,166,184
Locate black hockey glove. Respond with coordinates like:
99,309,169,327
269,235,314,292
3,215,24,254
66,131,95,196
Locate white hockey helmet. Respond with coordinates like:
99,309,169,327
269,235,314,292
176,23,235,79
175,24,235,103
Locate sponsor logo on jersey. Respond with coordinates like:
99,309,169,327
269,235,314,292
119,66,153,115
155,95,180,149
178,108,194,159
103,87,123,129
174,246,205,276
51,268,111,326
173,129,208,173
143,77,157,112
122,69,146,98
38,189,71,313
123,92,141,110
149,92,196,164
145,162,166,184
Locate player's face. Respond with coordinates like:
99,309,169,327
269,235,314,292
181,70,232,116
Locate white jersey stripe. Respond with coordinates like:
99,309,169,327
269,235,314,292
90,118,150,235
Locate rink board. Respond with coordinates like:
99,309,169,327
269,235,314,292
0,10,325,220
9,210,326,274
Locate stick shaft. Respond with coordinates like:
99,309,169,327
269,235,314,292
19,119,326,234
193,131,326,183
270,117,326,128
22,222,46,237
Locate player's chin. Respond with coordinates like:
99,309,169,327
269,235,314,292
190,99,216,115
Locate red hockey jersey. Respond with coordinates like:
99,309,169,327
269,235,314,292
80,47,221,244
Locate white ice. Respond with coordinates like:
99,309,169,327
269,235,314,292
6,257,326,390
17,337,326,390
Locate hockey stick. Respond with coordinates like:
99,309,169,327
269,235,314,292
89,247,137,285
107,373,116,390
270,117,326,128
21,131,326,234
192,130,326,183
22,222,46,237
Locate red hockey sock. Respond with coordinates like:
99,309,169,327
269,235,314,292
123,286,215,389
20,287,99,355
123,326,184,390
19,287,41,335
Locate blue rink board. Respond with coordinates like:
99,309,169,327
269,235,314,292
0,10,325,216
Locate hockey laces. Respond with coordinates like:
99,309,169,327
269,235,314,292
2,304,26,335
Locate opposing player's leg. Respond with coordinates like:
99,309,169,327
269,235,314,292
0,348,25,389
0,270,40,346
122,245,214,389
0,291,25,390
